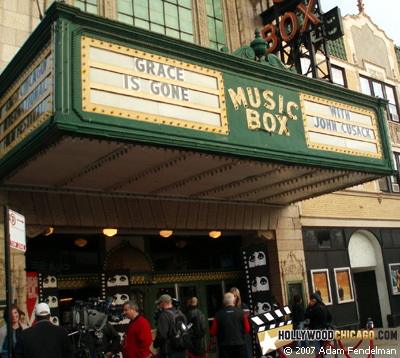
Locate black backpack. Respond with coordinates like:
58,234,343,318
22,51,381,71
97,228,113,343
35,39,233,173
166,309,192,351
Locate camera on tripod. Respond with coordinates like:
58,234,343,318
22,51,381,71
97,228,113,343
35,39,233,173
65,298,123,358
68,298,123,331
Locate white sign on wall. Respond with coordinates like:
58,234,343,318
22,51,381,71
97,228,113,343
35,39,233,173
81,36,228,134
9,209,26,252
300,93,382,158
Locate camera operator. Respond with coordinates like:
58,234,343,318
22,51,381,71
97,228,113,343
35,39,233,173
68,298,122,358
82,321,121,358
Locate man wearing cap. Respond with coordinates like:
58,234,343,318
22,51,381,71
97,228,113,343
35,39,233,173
14,302,74,358
153,294,187,358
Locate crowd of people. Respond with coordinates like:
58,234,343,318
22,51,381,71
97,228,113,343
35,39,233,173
1,287,332,358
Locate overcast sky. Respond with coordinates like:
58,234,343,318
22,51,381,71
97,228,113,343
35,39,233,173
319,0,400,46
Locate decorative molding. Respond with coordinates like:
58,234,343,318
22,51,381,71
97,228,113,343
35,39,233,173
56,270,244,289
280,251,305,275
103,240,154,271
153,271,244,283
58,275,99,289
195,0,209,47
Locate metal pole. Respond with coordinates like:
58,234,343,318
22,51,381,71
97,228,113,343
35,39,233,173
4,205,13,358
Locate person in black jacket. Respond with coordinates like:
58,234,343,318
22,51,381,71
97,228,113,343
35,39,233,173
305,293,329,358
186,297,206,357
229,288,252,358
153,294,188,358
292,295,310,349
82,321,121,358
210,292,250,358
14,302,74,358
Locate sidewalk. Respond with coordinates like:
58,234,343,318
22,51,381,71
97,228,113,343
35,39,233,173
280,327,400,358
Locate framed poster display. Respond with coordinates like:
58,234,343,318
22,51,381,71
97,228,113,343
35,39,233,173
310,269,332,305
333,267,355,303
389,263,400,295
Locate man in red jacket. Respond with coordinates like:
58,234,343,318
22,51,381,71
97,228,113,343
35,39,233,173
123,300,153,358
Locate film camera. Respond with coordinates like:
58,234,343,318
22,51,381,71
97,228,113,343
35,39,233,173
65,298,123,358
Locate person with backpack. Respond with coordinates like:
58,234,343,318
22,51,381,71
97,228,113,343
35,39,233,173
186,297,206,357
210,292,250,358
153,294,191,358
305,292,332,358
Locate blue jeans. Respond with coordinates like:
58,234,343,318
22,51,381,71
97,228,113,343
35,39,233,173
295,321,310,348
314,339,327,358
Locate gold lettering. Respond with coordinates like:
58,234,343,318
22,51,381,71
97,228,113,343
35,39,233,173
279,94,284,113
246,109,260,129
262,90,275,110
247,87,261,108
262,113,276,133
276,115,289,135
228,87,248,110
287,101,299,120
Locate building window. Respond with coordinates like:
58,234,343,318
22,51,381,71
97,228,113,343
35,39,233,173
117,0,194,42
331,65,346,87
303,229,346,250
360,76,400,123
74,0,98,15
206,0,226,50
378,152,400,193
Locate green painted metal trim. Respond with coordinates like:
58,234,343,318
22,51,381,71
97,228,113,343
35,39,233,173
0,2,396,179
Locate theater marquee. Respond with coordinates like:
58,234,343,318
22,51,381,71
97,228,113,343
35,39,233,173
81,37,228,134
0,45,53,157
300,93,383,158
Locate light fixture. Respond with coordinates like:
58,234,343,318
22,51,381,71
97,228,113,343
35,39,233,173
159,230,173,238
74,238,87,247
45,227,54,236
103,228,118,237
209,231,221,239
59,298,73,302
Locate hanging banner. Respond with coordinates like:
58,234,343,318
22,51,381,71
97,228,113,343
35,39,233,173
242,243,272,315
101,270,130,335
26,272,38,326
242,243,273,358
38,272,60,325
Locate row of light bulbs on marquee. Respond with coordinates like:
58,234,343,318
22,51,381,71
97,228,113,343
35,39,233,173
72,228,221,247
159,230,221,239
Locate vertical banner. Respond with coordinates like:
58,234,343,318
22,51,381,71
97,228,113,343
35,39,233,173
242,243,272,358
242,243,272,315
101,270,130,336
26,272,38,326
38,272,60,325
